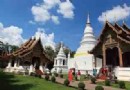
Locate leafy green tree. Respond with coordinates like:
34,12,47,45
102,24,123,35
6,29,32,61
70,51,75,58
44,46,55,61
11,45,19,52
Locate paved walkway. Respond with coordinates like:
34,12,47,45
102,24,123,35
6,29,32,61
42,75,125,90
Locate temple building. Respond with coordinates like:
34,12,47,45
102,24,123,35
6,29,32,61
68,14,101,74
5,36,53,74
91,21,130,81
54,42,68,73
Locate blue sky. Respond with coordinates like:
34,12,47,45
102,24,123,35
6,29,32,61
0,0,130,51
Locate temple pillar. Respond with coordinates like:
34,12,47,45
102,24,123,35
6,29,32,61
103,45,106,67
14,60,17,68
118,47,123,67
5,59,12,72
66,59,67,65
39,61,44,72
29,64,34,75
7,59,12,68
54,59,57,66
62,59,64,65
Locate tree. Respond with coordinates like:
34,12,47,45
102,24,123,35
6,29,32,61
70,51,75,58
44,46,55,61
4,43,19,53
11,45,19,52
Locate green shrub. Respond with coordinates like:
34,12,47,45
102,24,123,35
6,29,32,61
45,74,49,81
30,72,35,76
38,75,41,78
54,72,58,77
51,76,56,82
78,82,85,90
64,79,70,86
119,81,125,89
91,77,96,84
59,74,63,78
95,86,104,90
114,80,118,84
105,79,110,86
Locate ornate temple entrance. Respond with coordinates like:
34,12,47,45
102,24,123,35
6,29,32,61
32,57,40,69
106,47,119,67
90,21,130,81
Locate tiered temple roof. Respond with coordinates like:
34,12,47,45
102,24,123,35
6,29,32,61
12,37,49,60
91,21,130,53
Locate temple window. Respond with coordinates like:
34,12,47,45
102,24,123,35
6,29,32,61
63,59,65,65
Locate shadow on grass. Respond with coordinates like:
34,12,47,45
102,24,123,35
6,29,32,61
0,70,34,90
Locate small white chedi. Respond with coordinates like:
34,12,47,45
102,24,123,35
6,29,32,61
53,42,68,73
68,14,102,74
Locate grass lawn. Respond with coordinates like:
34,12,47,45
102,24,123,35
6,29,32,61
0,70,75,90
97,81,130,90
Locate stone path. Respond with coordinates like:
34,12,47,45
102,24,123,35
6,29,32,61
42,75,125,90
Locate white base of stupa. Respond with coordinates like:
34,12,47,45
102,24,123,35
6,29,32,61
68,54,102,75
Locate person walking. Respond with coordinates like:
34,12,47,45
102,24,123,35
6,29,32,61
68,69,73,82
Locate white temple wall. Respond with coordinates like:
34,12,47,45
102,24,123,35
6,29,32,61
114,67,130,81
68,58,75,69
96,58,102,68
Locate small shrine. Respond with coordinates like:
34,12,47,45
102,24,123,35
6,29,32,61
54,42,68,73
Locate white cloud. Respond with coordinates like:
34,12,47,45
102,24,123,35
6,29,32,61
51,15,60,24
43,0,60,9
0,22,26,46
98,4,130,22
0,22,56,49
31,0,74,24
34,28,55,49
31,6,51,22
57,0,74,19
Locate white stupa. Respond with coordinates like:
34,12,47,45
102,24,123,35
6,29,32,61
68,14,100,74
54,42,68,73
75,14,96,55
